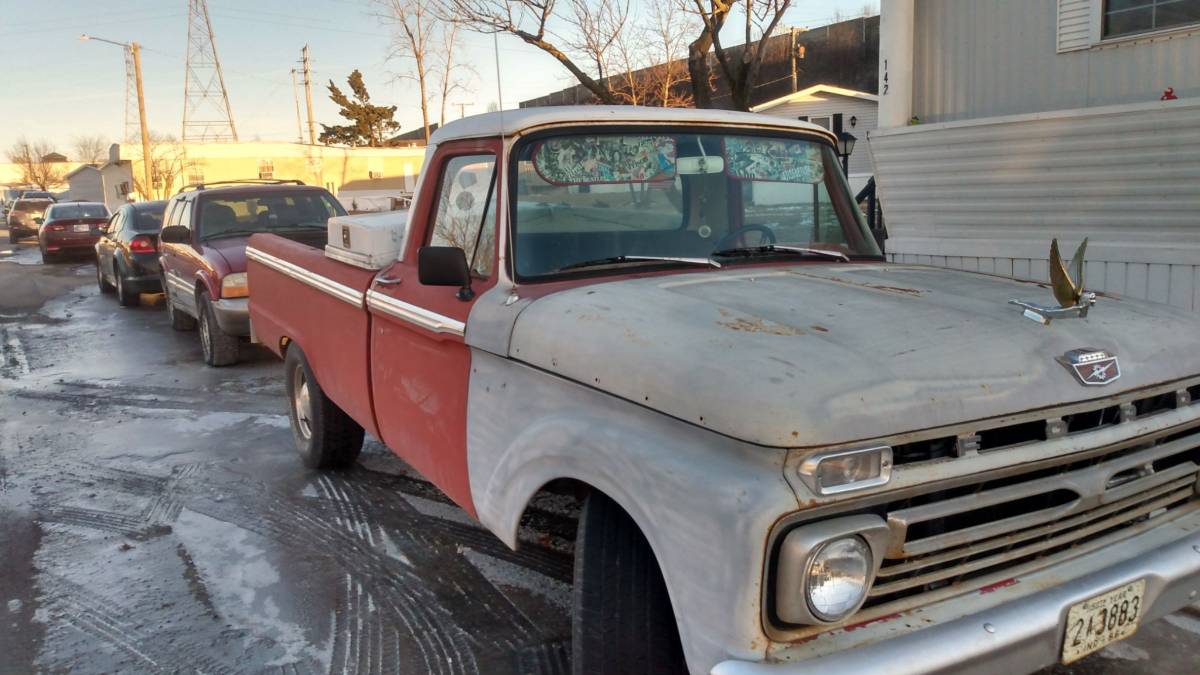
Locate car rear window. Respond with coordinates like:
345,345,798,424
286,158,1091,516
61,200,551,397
132,208,164,232
13,200,52,213
48,203,109,219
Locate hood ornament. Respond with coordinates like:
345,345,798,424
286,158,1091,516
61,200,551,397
1058,348,1121,386
1009,238,1096,325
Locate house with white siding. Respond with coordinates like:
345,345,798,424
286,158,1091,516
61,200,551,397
870,0,1200,311
751,84,879,190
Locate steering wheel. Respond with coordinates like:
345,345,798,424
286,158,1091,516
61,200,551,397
713,224,777,250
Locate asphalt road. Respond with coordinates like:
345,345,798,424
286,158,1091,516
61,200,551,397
1,230,1197,674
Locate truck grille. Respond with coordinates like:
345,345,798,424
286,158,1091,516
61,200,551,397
866,424,1200,607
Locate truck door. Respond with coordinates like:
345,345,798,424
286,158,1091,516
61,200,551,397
367,139,502,516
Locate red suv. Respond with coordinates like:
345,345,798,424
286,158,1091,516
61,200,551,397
158,180,345,366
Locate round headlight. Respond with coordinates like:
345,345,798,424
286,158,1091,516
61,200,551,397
805,536,872,622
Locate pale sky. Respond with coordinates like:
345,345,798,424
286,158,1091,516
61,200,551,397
0,0,877,156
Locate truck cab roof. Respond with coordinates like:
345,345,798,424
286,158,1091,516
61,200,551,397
429,105,839,144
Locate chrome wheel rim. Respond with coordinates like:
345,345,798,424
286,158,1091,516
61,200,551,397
116,272,123,297
292,365,313,439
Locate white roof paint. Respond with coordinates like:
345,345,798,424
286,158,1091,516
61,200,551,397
750,84,879,113
429,105,837,144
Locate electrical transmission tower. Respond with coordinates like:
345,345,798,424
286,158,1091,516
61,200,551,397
182,0,238,142
123,46,140,144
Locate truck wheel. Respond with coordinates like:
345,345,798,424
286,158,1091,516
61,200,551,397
96,258,115,294
572,492,686,675
164,278,197,331
198,292,239,367
115,263,139,307
284,346,363,469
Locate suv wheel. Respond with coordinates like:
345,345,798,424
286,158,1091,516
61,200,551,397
198,291,239,367
572,492,687,675
164,276,197,331
115,263,139,307
284,346,364,469
96,258,115,294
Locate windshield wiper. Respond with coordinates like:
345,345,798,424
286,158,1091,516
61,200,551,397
710,245,850,262
556,255,721,273
200,229,263,241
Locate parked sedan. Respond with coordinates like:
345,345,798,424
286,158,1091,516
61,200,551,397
7,198,54,243
37,202,110,263
95,200,166,306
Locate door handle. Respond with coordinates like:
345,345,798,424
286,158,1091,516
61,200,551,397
375,276,402,285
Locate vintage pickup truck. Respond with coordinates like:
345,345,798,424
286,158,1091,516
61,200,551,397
247,106,1200,674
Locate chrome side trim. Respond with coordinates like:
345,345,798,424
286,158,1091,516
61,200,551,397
366,288,465,336
245,247,364,307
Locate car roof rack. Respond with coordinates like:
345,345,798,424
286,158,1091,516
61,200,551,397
178,178,306,193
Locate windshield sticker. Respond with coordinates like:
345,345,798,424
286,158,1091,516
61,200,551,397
533,135,676,185
724,137,824,184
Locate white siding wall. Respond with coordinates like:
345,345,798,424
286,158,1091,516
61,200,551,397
871,99,1200,312
757,95,879,176
66,169,103,203
912,0,1200,122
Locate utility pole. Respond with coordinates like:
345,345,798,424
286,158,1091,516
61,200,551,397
290,69,305,144
453,102,470,118
81,34,154,201
131,43,154,199
301,45,316,145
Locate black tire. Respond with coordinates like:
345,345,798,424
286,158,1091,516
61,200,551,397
39,244,53,264
7,230,17,244
164,276,197,331
115,262,139,307
284,346,364,469
96,258,115,294
572,492,686,675
197,292,239,367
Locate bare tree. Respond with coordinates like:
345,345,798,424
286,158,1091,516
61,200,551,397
686,0,792,111
7,139,67,190
73,135,109,164
609,2,697,107
436,22,478,126
377,0,436,142
444,0,621,104
131,133,187,201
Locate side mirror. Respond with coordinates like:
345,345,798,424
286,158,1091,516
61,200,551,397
33,217,44,225
418,246,474,301
159,225,190,244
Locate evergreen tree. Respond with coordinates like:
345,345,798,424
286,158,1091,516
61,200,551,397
319,70,401,147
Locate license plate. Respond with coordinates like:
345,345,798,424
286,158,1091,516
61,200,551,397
1061,579,1145,664
74,224,90,232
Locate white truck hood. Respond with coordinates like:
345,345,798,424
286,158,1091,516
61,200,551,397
507,264,1200,448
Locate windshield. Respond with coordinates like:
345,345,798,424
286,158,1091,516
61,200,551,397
47,203,108,220
512,130,880,279
196,191,345,240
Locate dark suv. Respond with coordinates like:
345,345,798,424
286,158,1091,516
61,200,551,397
158,180,345,366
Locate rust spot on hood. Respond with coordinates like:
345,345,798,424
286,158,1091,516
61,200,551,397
718,316,806,336
842,612,902,632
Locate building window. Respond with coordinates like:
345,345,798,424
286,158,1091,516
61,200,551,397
258,159,274,180
369,170,383,180
809,115,832,130
1103,0,1200,39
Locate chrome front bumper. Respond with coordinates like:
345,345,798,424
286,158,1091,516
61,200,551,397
712,508,1200,675
211,297,250,336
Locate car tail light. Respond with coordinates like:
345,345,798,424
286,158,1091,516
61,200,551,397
47,223,66,232
130,235,156,253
